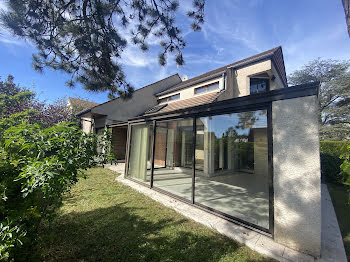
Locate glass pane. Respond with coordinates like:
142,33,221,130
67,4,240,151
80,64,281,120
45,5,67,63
127,123,153,184
195,110,269,229
207,82,219,91
170,94,180,101
250,78,268,94
153,119,193,201
195,86,206,94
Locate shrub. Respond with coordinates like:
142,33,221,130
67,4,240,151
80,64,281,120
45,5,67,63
341,144,350,186
320,141,350,184
0,120,113,260
0,75,115,259
320,141,350,156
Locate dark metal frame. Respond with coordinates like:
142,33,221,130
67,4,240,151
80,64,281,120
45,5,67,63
126,106,273,235
124,83,319,237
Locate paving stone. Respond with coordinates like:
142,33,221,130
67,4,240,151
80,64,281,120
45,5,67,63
282,247,315,262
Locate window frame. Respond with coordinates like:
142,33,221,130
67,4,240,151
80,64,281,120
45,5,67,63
250,77,270,95
158,93,180,103
194,81,220,95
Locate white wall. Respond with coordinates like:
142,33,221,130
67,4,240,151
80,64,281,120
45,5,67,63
81,115,93,134
272,95,321,257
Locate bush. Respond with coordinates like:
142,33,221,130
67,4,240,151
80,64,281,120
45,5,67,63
341,144,350,186
0,120,113,260
0,75,116,260
320,141,350,184
320,141,350,156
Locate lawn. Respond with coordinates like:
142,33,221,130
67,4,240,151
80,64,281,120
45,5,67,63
327,183,350,261
30,168,273,262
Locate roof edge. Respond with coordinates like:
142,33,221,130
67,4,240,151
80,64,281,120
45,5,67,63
128,81,320,121
75,108,92,117
156,46,281,97
88,73,181,111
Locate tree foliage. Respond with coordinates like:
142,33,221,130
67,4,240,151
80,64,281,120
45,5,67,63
288,58,350,140
1,0,205,99
0,76,113,260
0,75,74,128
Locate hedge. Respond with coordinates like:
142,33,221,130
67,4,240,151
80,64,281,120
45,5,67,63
320,141,350,184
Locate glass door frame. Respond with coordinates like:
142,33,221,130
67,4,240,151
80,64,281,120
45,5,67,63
126,104,273,236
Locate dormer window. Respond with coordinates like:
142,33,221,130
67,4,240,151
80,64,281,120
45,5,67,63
159,93,180,103
194,82,219,94
250,78,269,94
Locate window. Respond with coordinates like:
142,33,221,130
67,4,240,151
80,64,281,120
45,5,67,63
195,110,269,229
194,82,219,94
159,93,180,103
250,78,269,94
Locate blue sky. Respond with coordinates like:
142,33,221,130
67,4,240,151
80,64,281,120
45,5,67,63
0,0,349,104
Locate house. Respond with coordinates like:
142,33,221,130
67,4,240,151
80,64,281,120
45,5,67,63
78,46,321,258
76,74,182,159
67,97,98,115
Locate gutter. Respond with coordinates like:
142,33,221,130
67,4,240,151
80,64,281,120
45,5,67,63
75,108,92,117
227,52,274,70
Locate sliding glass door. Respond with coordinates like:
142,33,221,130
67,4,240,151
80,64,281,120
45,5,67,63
127,108,271,232
195,110,269,229
152,119,193,201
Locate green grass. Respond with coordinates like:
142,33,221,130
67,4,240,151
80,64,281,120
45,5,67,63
327,183,350,261
29,168,273,262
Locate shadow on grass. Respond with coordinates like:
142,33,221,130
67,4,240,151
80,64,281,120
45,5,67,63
26,201,271,262
327,183,350,261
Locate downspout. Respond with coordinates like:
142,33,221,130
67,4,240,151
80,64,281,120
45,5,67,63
221,71,226,91
90,118,95,133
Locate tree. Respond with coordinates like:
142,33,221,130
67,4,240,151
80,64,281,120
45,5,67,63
0,75,73,127
0,75,34,119
288,58,350,140
1,0,205,99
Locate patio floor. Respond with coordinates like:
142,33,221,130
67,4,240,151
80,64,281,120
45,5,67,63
152,167,269,229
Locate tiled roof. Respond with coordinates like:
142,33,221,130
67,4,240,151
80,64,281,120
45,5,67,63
156,46,287,97
68,97,98,110
145,92,221,116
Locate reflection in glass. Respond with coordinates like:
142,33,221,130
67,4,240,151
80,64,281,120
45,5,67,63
127,123,153,184
153,119,193,201
195,110,269,229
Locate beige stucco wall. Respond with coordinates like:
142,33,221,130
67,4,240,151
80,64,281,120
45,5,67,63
217,59,285,101
272,95,321,257
236,60,272,96
160,60,283,103
270,63,285,90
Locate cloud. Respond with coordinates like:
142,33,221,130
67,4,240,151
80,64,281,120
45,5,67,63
120,45,158,67
201,4,263,53
283,23,350,73
0,30,28,46
0,1,8,11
